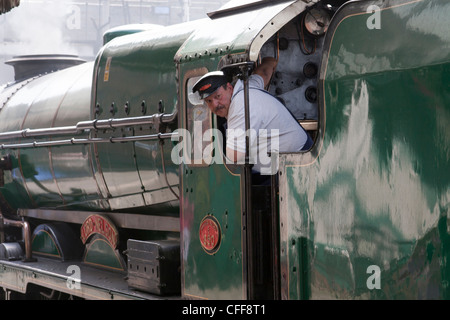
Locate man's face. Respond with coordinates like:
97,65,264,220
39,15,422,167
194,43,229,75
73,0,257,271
204,83,233,118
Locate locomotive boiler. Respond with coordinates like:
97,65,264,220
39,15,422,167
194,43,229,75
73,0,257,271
0,0,448,301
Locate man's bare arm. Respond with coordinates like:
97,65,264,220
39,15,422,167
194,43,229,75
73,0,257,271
253,57,278,88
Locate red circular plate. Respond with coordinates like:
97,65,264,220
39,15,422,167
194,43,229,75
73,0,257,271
199,215,221,254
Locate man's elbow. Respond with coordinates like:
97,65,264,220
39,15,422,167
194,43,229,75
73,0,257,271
254,57,278,87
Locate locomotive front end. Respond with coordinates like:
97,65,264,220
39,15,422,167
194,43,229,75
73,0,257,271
0,23,197,298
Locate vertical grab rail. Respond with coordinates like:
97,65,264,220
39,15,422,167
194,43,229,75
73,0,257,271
241,63,254,299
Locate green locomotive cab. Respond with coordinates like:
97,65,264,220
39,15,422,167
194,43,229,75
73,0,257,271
176,0,327,299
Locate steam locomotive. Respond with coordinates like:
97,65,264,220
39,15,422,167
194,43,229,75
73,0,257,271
0,0,448,300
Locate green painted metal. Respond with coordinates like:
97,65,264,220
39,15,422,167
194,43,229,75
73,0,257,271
0,62,96,210
83,234,126,271
31,223,84,262
176,0,315,300
91,21,206,212
102,24,163,45
175,1,298,63
177,55,246,299
280,0,450,299
181,162,245,299
32,229,61,259
0,21,202,214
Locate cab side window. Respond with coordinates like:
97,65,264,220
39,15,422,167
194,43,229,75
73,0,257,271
185,76,213,166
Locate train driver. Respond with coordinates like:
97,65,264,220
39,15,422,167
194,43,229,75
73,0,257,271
192,57,312,180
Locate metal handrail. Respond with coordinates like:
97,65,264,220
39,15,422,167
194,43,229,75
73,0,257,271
0,132,178,150
0,110,178,141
